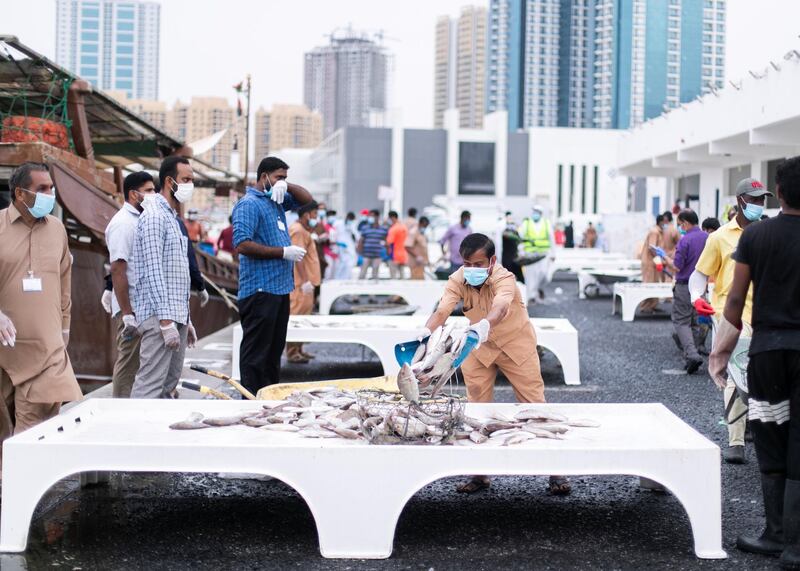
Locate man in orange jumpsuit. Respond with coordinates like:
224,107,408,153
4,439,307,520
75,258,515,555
286,201,321,364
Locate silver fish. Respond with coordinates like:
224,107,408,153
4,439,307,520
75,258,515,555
481,421,518,434
469,431,488,444
522,426,564,439
390,414,427,438
169,412,209,430
242,417,274,427
462,416,485,431
298,428,338,438
514,408,568,423
566,419,601,428
411,342,427,365
202,413,252,427
397,363,420,403
489,428,522,439
527,422,570,434
333,427,361,440
261,424,301,432
294,417,321,428
425,435,443,445
504,432,537,446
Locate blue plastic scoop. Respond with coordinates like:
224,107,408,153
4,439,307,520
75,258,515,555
394,336,429,367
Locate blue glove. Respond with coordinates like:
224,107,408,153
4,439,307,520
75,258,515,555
652,246,666,258
453,331,480,368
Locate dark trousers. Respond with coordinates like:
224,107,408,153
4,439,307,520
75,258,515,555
239,292,290,395
671,282,701,361
748,350,800,479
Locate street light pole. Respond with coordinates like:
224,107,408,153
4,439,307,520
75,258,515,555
243,74,252,185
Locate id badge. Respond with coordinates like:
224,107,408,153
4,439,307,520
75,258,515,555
277,219,286,232
23,271,42,292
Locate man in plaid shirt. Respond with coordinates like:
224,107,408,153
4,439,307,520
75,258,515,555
131,156,198,398
233,156,314,394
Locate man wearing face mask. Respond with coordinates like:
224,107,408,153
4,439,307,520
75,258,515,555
286,201,321,363
233,156,314,394
103,171,156,397
519,206,553,302
130,156,197,399
440,211,472,275
0,162,82,460
690,177,771,464
420,233,570,495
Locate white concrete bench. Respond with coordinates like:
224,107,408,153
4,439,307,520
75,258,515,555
612,282,674,322
232,315,581,385
0,399,726,560
319,279,527,316
577,269,641,299
548,258,641,282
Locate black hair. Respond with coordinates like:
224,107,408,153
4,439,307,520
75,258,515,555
701,217,720,231
369,209,380,216
123,171,154,200
655,213,665,225
298,200,318,216
346,211,356,221
419,216,430,225
159,156,191,188
228,215,233,224
257,156,290,181
459,233,495,260
775,156,800,209
662,211,673,222
9,162,49,200
677,209,698,226
460,210,471,220
327,210,337,217
407,207,417,217
388,210,398,219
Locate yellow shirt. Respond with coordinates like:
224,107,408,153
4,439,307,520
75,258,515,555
695,217,753,324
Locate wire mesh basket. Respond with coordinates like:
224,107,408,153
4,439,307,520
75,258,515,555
355,389,465,444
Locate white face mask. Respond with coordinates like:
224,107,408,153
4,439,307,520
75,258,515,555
173,181,194,204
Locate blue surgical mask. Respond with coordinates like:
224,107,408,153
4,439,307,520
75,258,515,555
22,188,56,218
532,212,542,222
463,266,490,287
678,228,687,236
742,201,764,222
308,218,318,228
463,220,470,228
367,216,376,224
318,210,327,219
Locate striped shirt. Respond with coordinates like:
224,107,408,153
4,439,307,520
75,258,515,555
132,193,190,324
233,186,300,299
360,225,388,258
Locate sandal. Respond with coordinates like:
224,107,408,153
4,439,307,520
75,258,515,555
456,476,491,494
548,475,572,496
286,355,309,364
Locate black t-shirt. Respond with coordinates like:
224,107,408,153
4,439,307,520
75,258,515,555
734,213,800,354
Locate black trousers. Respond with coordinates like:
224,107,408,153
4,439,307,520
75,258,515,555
239,292,290,395
748,350,800,479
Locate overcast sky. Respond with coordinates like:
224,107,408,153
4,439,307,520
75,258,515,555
5,0,800,129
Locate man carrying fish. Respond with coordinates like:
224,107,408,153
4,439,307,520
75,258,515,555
418,233,571,495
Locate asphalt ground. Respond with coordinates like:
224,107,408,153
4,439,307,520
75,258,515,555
4,277,778,571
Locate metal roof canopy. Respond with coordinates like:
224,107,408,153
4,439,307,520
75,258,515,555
0,35,241,188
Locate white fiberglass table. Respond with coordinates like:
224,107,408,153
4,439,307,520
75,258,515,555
577,269,641,299
0,399,725,560
548,258,641,282
318,280,527,316
612,282,675,322
232,315,581,385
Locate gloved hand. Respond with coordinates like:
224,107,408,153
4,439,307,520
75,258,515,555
708,315,741,389
300,281,315,295
62,329,70,348
199,288,209,307
187,322,197,349
693,298,715,316
468,319,491,346
282,246,307,262
415,327,432,343
652,246,666,258
121,313,139,338
268,180,288,204
0,310,16,347
101,289,112,314
160,322,181,351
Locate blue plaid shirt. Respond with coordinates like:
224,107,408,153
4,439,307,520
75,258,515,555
132,194,191,324
233,186,300,299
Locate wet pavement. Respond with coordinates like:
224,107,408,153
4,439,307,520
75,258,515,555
5,277,777,570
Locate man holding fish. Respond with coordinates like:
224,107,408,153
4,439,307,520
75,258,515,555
417,233,571,495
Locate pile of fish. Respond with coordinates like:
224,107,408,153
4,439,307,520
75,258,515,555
169,387,600,446
400,323,470,400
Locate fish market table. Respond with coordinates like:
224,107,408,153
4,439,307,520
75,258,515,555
0,399,725,560
231,315,581,385
318,280,527,316
547,257,641,282
578,269,641,299
612,282,675,322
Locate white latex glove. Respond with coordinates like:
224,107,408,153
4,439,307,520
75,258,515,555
199,289,210,307
187,322,197,349
468,319,491,346
300,281,315,295
708,316,741,390
283,246,307,262
269,180,288,204
415,327,432,343
160,322,180,351
0,310,16,347
62,329,70,348
121,314,139,338
101,289,112,314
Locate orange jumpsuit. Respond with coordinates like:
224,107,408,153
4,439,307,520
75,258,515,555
287,222,321,359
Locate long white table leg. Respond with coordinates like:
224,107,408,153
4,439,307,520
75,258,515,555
622,295,637,322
